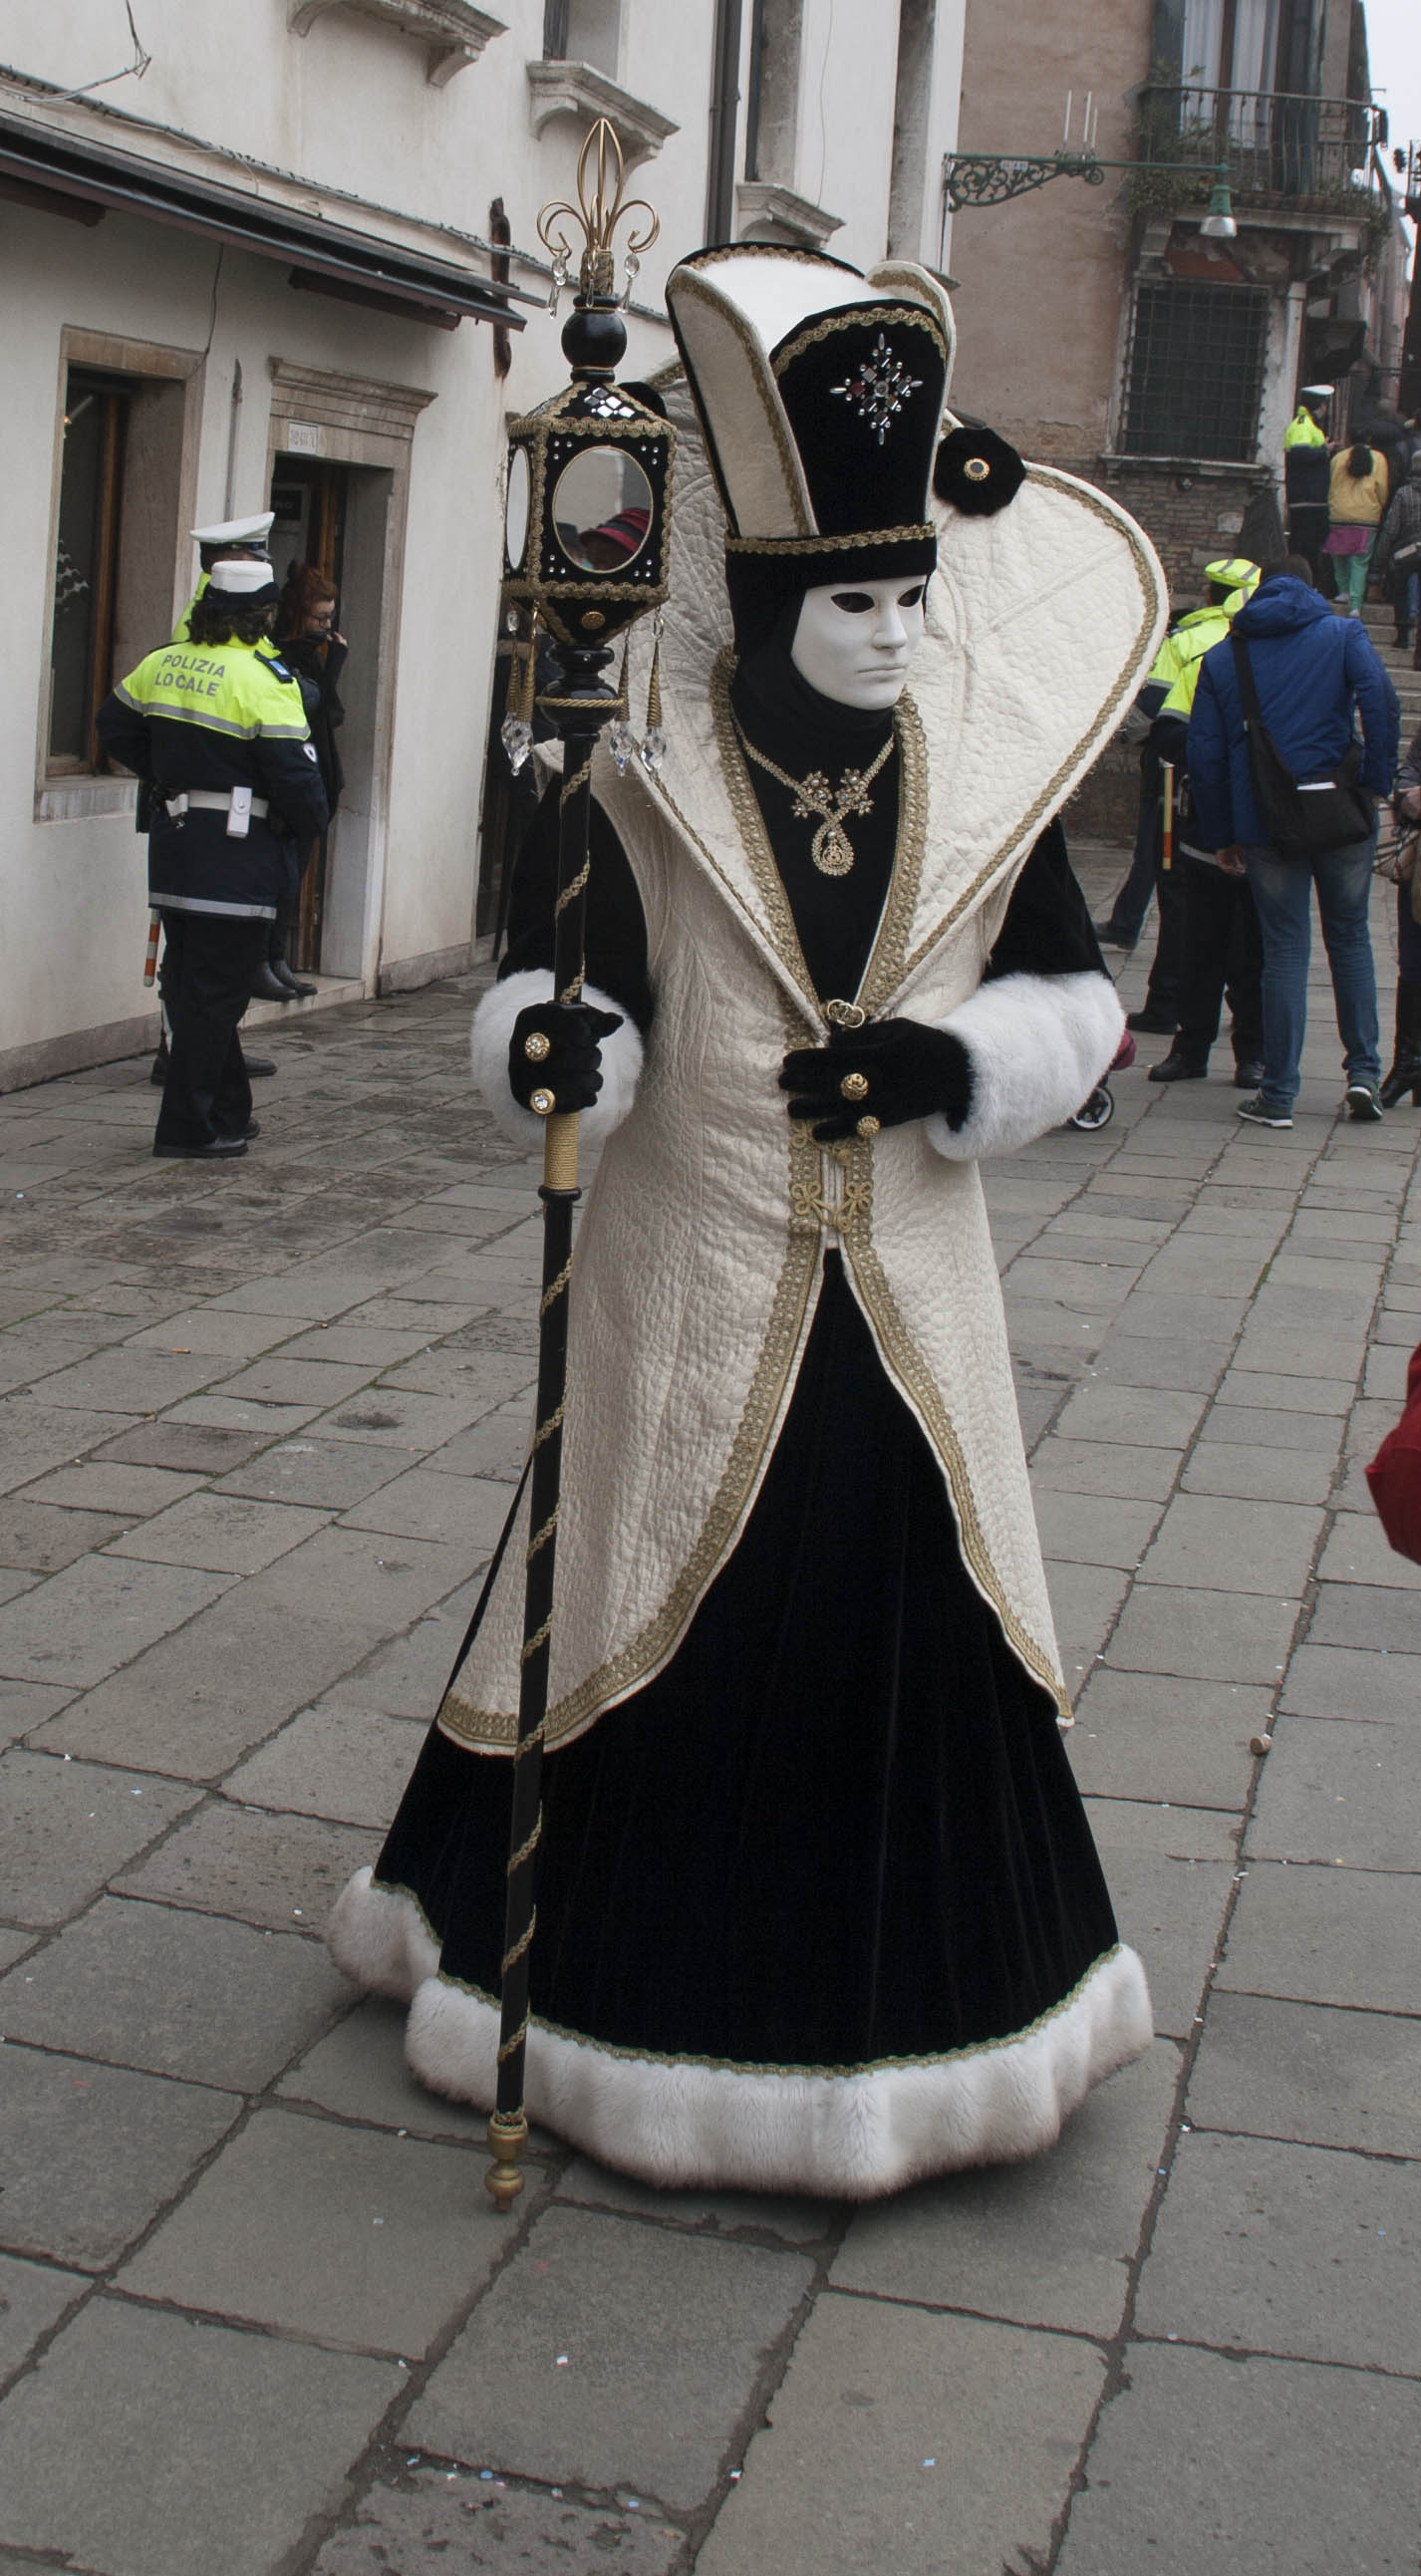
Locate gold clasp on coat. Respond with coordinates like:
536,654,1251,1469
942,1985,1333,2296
823,997,867,1029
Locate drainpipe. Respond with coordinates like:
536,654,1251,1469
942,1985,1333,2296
222,358,243,519
706,0,744,242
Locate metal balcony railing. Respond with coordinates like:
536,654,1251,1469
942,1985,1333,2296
1137,85,1378,204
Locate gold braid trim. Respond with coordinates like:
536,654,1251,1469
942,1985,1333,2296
421,1936,1133,2082
502,1908,537,1969
723,525,934,555
526,1507,559,1563
770,303,948,378
896,465,1165,989
531,1400,564,1451
665,268,815,536
440,1128,823,1756
844,1209,1068,1718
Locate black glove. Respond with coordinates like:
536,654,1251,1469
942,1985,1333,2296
780,1017,973,1143
508,998,623,1114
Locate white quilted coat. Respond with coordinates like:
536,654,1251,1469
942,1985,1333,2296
440,454,1167,1757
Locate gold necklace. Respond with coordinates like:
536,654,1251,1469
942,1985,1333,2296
733,719,895,878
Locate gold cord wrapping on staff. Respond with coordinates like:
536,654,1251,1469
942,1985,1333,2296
539,1257,573,1316
531,1400,564,1451
527,1506,560,1562
507,1816,542,1875
521,1612,553,1664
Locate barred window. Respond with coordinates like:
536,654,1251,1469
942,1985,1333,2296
1118,281,1270,462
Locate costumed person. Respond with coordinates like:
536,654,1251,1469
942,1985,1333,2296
97,556,328,1161
329,247,1164,2198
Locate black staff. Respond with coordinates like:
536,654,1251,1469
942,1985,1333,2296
483,118,673,2213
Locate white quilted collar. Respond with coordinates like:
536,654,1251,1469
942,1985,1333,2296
608,452,1165,1024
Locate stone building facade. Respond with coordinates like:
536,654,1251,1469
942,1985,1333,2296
0,0,965,1090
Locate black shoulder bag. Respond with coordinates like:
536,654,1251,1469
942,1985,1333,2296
1229,632,1374,860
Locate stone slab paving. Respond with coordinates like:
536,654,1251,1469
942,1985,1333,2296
0,844,1417,2570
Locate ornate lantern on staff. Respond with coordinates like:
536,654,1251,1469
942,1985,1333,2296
484,119,676,2214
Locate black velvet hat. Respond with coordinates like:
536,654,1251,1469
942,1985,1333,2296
667,247,958,649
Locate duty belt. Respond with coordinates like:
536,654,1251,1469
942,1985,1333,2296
164,787,269,838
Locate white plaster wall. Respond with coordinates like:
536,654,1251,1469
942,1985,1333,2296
1,0,973,1075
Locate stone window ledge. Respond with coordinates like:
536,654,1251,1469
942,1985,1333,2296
735,182,843,249
526,60,678,166
289,0,506,89
36,777,138,825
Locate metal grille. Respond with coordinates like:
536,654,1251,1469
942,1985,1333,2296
1119,281,1269,462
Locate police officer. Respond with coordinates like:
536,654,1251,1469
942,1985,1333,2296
1095,560,1259,1010
97,557,328,1160
173,510,276,642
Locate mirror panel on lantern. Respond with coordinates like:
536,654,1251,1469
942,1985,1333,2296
551,448,653,572
505,445,531,573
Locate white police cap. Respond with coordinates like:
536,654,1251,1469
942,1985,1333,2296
190,511,275,546
207,557,279,599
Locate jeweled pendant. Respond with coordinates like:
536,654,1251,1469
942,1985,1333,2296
639,725,667,775
608,717,636,775
811,818,855,876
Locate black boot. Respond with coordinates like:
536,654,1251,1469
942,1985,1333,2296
1379,979,1421,1108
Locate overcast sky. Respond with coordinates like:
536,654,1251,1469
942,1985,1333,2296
1364,0,1420,238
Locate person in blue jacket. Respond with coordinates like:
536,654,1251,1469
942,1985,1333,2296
1187,556,1400,1128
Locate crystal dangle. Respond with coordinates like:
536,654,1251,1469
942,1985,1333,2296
547,244,572,317
607,635,636,775
499,621,535,774
620,246,640,311
638,609,666,774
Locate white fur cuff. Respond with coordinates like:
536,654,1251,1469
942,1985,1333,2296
469,969,645,1146
926,971,1124,1162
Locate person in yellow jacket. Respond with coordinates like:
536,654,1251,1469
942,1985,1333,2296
97,558,327,1160
1096,562,1259,1025
1326,442,1390,617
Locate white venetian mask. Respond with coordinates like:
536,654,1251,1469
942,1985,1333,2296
789,575,927,710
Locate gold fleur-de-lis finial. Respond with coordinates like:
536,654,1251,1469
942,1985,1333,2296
537,117,660,310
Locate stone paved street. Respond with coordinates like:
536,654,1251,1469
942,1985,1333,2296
1,841,1419,2574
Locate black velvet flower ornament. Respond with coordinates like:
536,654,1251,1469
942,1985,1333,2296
933,425,1027,516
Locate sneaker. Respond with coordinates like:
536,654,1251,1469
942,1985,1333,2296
1345,1080,1384,1123
1236,1094,1292,1129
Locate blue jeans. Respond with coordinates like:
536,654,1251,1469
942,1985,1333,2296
1243,831,1381,1107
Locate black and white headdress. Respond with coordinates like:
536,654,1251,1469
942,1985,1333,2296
666,246,1021,647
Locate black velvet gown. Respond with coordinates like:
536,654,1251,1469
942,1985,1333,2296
366,648,1124,2098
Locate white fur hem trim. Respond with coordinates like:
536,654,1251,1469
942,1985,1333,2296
469,969,644,1147
327,1866,439,2001
396,1942,1152,2199
926,971,1124,1162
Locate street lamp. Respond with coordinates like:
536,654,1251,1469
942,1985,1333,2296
942,145,1237,228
